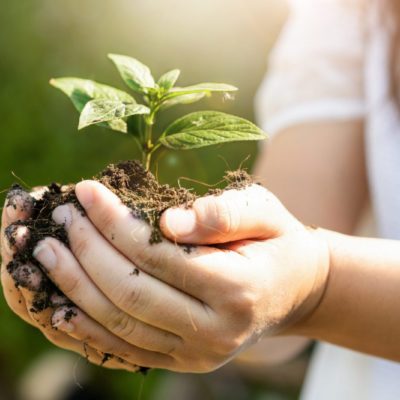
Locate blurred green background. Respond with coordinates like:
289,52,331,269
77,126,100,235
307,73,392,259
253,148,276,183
0,1,308,399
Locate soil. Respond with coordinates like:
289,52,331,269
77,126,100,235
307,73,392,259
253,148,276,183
4,160,253,372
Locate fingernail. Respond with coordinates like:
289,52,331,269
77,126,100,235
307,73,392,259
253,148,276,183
75,181,94,210
33,242,57,270
5,203,18,221
3,225,17,255
4,224,29,254
52,307,76,333
12,264,44,291
163,208,197,238
5,187,33,221
52,205,72,228
15,226,29,249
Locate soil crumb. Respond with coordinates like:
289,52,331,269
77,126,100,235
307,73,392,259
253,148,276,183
182,244,196,254
101,353,113,366
130,267,140,276
138,366,150,375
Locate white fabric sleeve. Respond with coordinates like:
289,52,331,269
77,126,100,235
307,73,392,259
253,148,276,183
255,0,367,135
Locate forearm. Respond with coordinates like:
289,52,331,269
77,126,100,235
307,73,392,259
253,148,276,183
292,229,400,361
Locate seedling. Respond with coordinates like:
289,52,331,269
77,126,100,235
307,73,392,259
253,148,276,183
4,56,268,368
50,54,267,171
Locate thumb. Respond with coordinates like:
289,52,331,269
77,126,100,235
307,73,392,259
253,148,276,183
160,184,297,245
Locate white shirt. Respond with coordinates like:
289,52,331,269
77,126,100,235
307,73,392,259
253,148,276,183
255,0,400,399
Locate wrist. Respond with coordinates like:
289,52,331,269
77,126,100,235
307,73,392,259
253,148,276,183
283,227,331,337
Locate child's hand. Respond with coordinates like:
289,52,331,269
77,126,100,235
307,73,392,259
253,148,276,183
11,181,329,372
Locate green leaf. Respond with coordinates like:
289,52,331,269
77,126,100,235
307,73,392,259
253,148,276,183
50,77,137,133
50,77,135,111
160,111,267,150
157,69,180,91
105,119,129,133
108,54,155,93
164,83,237,100
160,92,208,110
78,99,150,131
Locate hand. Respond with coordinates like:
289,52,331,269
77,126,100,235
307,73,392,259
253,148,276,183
0,187,140,372
19,180,329,372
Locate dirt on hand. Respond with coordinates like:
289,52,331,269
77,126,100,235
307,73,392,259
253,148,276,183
4,160,253,371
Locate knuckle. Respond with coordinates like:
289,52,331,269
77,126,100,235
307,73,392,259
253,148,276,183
72,235,89,260
106,311,138,340
61,273,82,297
136,245,163,273
166,343,178,356
111,280,147,313
197,197,234,238
217,336,242,356
222,288,258,327
232,289,257,314
201,325,242,357
93,207,116,236
211,198,232,236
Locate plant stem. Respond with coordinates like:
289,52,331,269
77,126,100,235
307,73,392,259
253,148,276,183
144,120,153,147
143,113,155,171
145,150,152,171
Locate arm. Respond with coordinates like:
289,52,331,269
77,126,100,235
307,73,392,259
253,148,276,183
238,119,367,364
293,229,400,360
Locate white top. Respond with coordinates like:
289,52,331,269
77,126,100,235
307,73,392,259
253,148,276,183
255,0,400,399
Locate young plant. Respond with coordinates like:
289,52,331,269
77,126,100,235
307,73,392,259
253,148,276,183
50,54,267,171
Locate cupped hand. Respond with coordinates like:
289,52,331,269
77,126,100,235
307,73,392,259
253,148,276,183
20,180,329,373
0,187,141,372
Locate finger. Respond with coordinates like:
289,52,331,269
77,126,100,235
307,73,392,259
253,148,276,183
74,180,248,303
40,322,138,372
160,184,297,245
13,264,140,372
52,306,174,370
2,185,34,228
14,268,139,372
1,264,34,326
33,236,188,351
1,223,55,316
2,224,30,257
0,224,35,326
7,262,136,371
2,219,178,362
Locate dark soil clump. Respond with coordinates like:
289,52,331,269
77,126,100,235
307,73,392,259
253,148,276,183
63,307,78,323
98,161,197,243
